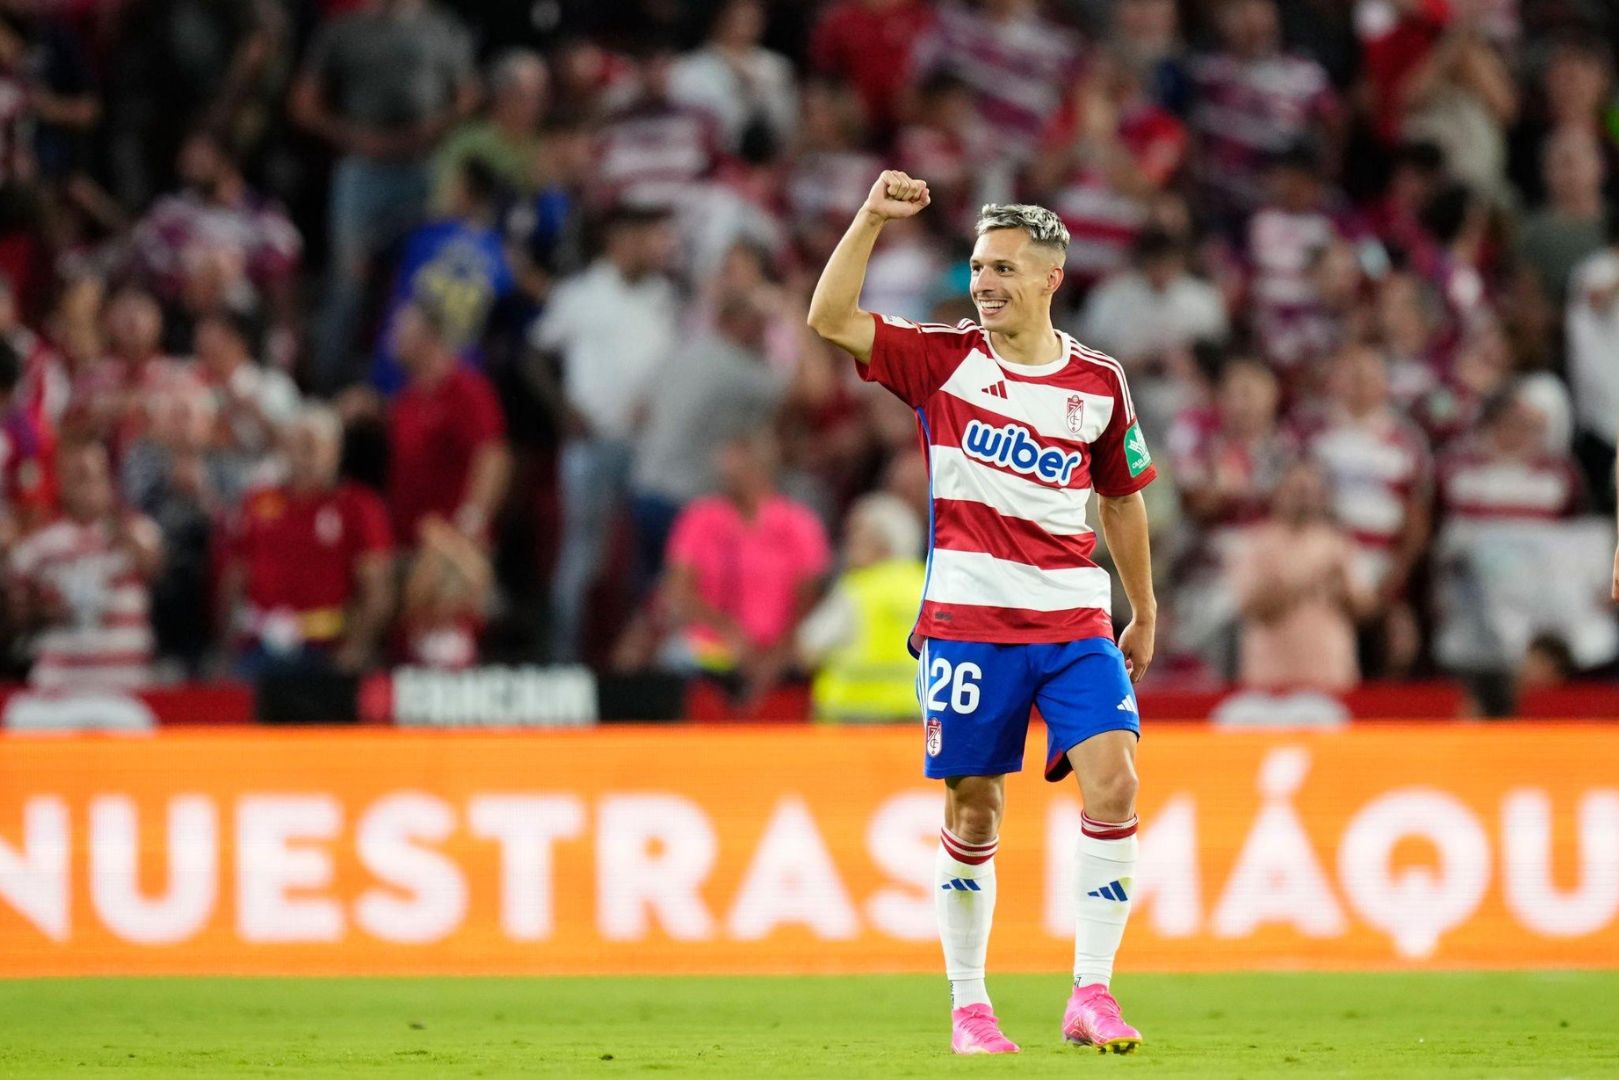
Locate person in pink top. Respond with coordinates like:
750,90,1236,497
661,428,831,698
1233,460,1375,692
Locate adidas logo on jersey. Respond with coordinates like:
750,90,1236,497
1117,696,1138,713
980,380,1009,399
961,419,1083,485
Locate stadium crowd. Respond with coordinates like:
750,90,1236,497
0,0,1616,715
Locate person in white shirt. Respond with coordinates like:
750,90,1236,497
528,206,680,662
668,0,797,153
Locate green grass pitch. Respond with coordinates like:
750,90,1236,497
2,972,1615,1077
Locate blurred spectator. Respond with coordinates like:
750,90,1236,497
373,157,515,395
191,309,299,461
1171,357,1292,529
529,206,678,662
6,440,161,691
129,130,301,356
1400,22,1519,203
1307,343,1432,673
787,80,883,265
655,429,831,698
1436,385,1583,523
66,287,196,455
292,0,478,392
912,0,1083,165
1233,460,1373,692
1189,0,1339,229
1079,229,1227,374
669,1,797,154
809,0,934,138
1566,225,1619,509
1516,632,1575,697
0,336,54,545
630,291,787,583
1244,142,1367,372
1108,0,1189,114
1516,127,1609,304
894,73,991,234
1513,35,1617,206
1029,51,1186,294
386,300,511,549
432,50,547,211
400,514,492,668
221,405,393,676
1368,140,1449,268
120,382,241,674
592,41,723,214
0,6,97,187
798,492,926,722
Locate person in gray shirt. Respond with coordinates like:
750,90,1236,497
291,0,478,392
630,292,788,586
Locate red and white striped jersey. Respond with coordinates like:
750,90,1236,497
858,314,1156,645
7,514,158,692
1436,439,1581,523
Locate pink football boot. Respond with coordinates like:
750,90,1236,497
950,1004,1020,1054
1062,984,1143,1054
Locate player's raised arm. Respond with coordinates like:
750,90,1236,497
806,170,930,363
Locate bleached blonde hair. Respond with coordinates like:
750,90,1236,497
975,203,1070,259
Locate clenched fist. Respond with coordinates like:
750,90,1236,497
862,170,931,221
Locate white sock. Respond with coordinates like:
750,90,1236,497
936,828,997,1009
1073,812,1139,988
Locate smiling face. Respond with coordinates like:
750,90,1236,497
969,228,1063,335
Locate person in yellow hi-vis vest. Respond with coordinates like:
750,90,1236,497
797,493,927,722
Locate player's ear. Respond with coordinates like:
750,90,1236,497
1047,263,1064,295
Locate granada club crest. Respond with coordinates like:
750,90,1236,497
926,717,942,757
1065,394,1085,435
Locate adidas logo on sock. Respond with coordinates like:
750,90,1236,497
940,878,982,892
1116,696,1138,713
1086,879,1130,901
980,380,1008,399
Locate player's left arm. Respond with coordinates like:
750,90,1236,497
1098,490,1155,684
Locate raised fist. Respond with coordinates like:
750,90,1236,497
862,170,931,221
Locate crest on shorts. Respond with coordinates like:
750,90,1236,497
926,717,942,757
1065,394,1086,435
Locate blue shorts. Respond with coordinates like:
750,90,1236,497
917,638,1140,782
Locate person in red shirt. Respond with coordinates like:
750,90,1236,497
221,405,393,675
0,336,55,545
809,0,935,139
386,299,512,548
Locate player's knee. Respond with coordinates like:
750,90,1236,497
947,783,1003,844
1085,769,1138,824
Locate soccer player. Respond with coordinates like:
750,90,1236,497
808,171,1157,1055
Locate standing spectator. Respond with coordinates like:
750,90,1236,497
373,158,515,395
1244,142,1365,372
1564,231,1619,509
786,80,883,265
1030,52,1187,293
0,337,54,545
6,440,161,692
1436,386,1583,523
912,0,1084,166
1400,22,1518,204
894,73,991,234
1232,460,1373,692
797,492,926,722
1108,0,1189,114
630,291,787,582
66,288,195,457
1188,0,1339,229
809,0,934,139
386,299,511,549
1079,229,1228,373
658,428,831,698
190,308,300,463
221,405,393,676
1171,357,1293,530
1516,127,1610,305
669,1,797,154
128,130,302,358
432,50,548,211
291,0,478,392
528,206,678,662
1308,343,1433,673
591,41,723,214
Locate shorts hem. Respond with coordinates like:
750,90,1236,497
925,759,1025,780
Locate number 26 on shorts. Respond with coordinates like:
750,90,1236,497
926,656,982,714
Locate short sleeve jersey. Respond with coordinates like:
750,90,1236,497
858,314,1156,645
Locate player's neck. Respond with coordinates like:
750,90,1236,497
987,322,1062,367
